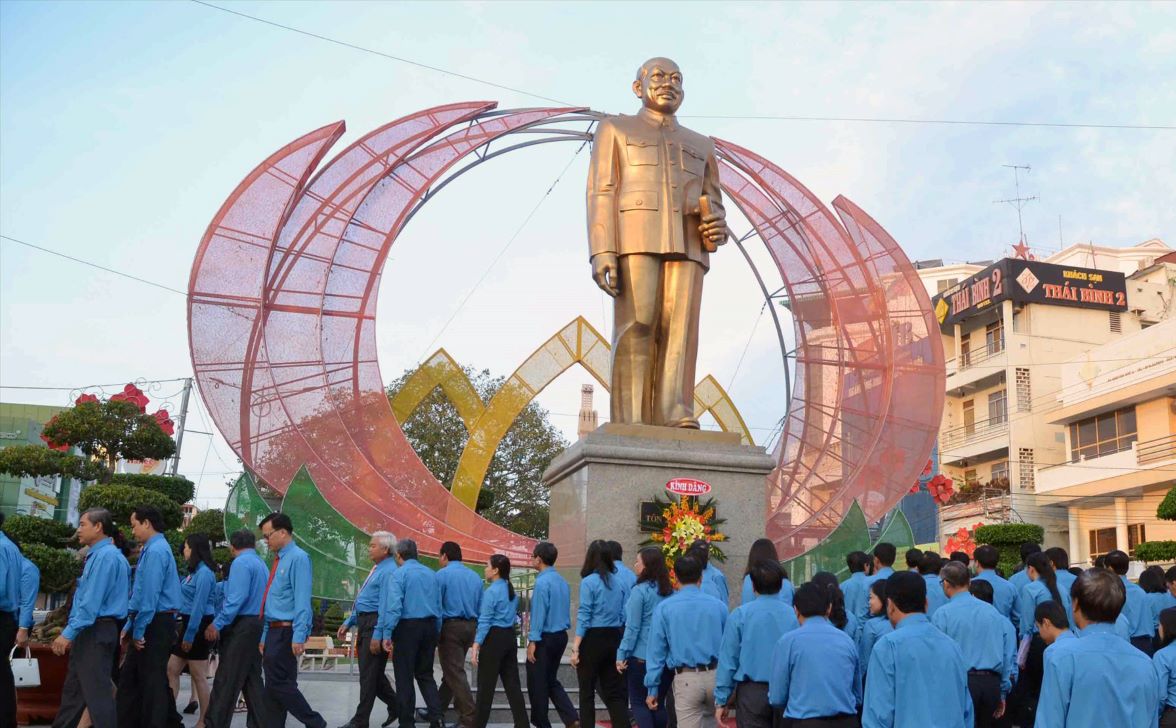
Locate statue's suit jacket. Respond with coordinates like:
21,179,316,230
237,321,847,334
586,108,725,269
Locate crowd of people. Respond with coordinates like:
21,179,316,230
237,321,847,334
2,507,1176,728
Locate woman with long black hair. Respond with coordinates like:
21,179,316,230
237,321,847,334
738,538,793,606
472,554,528,728
572,540,631,728
166,532,218,728
1153,607,1176,726
616,547,675,728
1008,551,1066,725
858,577,893,674
810,571,861,642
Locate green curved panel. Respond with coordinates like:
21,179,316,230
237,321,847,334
872,508,916,554
783,500,871,583
223,471,270,537
282,465,373,602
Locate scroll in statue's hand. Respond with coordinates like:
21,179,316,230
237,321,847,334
592,253,620,297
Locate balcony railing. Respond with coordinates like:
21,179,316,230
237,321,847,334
947,337,1006,376
941,415,1009,450
1139,433,1176,465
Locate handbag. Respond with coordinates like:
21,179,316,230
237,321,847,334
10,645,41,689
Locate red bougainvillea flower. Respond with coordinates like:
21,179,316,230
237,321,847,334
909,480,921,495
74,393,99,406
922,458,934,477
110,383,149,413
945,526,978,557
927,474,954,505
40,432,69,452
153,409,175,436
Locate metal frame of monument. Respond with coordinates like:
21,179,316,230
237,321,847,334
188,102,945,569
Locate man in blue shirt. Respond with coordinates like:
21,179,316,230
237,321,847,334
715,561,800,728
50,508,130,728
336,530,399,728
866,543,897,587
1007,542,1041,632
645,554,728,728
1036,568,1156,728
933,561,1013,728
609,541,638,592
767,582,859,726
918,552,948,617
117,505,184,728
1106,550,1154,654
840,551,871,623
259,511,327,728
863,571,973,728
0,513,27,727
378,538,443,728
526,541,579,728
904,548,923,573
433,540,483,728
972,545,1017,621
203,529,272,728
689,539,729,605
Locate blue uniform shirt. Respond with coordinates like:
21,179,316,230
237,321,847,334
972,569,1017,620
262,541,314,643
127,532,183,640
1036,622,1156,728
435,560,483,620
866,566,894,586
0,532,22,614
863,613,973,728
923,574,947,616
1121,576,1151,638
577,572,626,636
716,594,799,705
1153,640,1176,710
1017,579,1070,639
213,581,225,613
18,557,40,629
841,571,870,622
1148,591,1176,633
214,548,267,630
64,537,129,640
529,567,571,641
343,558,397,628
932,592,1015,697
618,581,669,662
179,561,217,643
614,563,638,592
645,585,727,697
1008,567,1030,629
841,611,863,644
769,617,860,719
740,574,794,607
475,578,516,645
702,564,729,604
377,558,440,641
857,615,892,674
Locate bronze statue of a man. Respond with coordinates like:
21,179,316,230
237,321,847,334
587,57,729,428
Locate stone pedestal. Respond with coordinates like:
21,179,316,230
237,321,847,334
544,423,776,608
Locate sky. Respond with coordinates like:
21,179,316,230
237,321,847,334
1,1,1173,510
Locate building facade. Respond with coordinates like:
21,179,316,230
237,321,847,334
918,239,1174,554
0,402,80,523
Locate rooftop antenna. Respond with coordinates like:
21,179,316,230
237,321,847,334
994,164,1037,258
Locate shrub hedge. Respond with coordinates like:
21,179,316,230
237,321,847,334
78,484,183,531
108,473,195,506
1135,541,1176,563
974,523,1045,578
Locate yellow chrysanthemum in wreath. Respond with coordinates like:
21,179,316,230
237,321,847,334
640,494,727,578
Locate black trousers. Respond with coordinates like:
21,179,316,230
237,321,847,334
1131,635,1156,656
576,627,630,728
351,612,398,727
526,630,578,728
1007,634,1044,726
51,619,120,728
735,682,781,728
116,612,182,728
205,616,270,728
393,617,442,727
474,626,527,728
1161,706,1176,728
1,611,16,728
966,671,1001,728
786,716,858,728
263,623,326,727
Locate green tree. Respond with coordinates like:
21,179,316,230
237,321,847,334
974,523,1045,577
78,483,184,531
186,508,227,545
41,398,175,479
386,365,568,539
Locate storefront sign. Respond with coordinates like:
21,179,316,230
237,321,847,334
933,259,1127,329
666,478,712,496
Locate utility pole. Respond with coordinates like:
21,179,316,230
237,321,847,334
169,377,193,476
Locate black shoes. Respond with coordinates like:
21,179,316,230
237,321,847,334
183,700,199,715
382,714,397,728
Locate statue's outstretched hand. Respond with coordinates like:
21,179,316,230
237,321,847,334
592,253,620,297
700,213,729,251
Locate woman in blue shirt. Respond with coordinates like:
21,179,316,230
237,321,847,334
1153,606,1176,727
811,571,860,642
616,547,675,728
739,538,794,606
471,554,527,728
571,539,631,728
858,578,893,677
166,533,218,728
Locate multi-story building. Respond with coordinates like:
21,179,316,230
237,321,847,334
0,401,81,522
919,239,1173,550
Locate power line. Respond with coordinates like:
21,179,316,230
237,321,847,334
189,0,1173,133
0,234,188,297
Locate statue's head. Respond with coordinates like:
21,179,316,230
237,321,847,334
633,57,683,115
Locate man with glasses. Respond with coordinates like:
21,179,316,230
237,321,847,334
259,512,326,728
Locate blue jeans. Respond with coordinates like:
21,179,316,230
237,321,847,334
627,659,672,728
